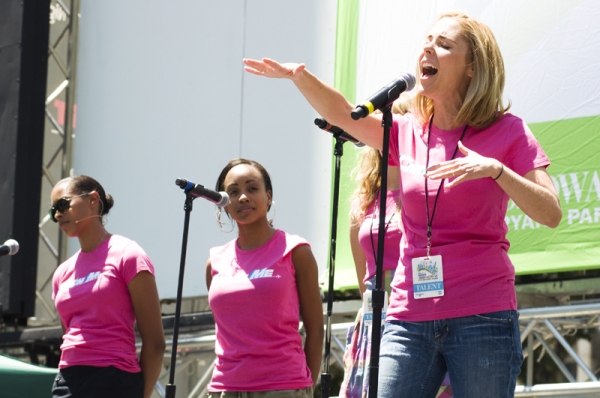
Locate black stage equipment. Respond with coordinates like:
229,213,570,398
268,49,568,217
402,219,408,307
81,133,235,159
166,179,228,398
0,0,51,325
317,118,355,398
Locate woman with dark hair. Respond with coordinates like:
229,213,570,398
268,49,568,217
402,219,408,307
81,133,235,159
50,175,165,398
206,158,323,397
244,9,561,398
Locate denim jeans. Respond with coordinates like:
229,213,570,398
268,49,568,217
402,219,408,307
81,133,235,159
378,310,523,398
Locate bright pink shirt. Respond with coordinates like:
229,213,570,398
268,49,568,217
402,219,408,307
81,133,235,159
52,235,154,372
388,113,550,321
208,230,313,392
356,190,402,283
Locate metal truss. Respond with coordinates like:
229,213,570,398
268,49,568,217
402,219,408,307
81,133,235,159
144,323,347,398
35,0,81,326
151,305,600,398
516,302,600,397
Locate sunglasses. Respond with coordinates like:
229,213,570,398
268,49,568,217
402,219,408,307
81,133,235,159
49,192,92,223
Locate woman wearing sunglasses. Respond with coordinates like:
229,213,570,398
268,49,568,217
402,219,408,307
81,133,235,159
49,175,165,398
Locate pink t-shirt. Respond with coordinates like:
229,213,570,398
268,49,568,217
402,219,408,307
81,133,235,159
208,230,313,392
388,113,550,321
356,189,401,283
52,234,154,372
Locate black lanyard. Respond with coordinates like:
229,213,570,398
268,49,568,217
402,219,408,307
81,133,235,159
424,116,468,257
369,193,396,265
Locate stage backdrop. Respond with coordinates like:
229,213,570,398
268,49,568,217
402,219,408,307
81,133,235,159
331,0,600,290
72,0,337,298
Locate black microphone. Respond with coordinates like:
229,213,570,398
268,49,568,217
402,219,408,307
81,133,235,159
0,239,19,257
351,72,416,120
314,118,365,147
175,178,230,207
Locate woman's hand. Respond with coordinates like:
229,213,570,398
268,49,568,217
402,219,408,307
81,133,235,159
242,56,384,149
243,58,306,81
426,141,561,227
425,141,501,188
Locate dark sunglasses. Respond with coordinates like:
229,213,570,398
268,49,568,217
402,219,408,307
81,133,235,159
49,192,92,222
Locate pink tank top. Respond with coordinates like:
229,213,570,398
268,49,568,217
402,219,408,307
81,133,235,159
208,230,313,392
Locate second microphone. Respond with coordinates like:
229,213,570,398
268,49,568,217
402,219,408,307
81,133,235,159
175,178,230,207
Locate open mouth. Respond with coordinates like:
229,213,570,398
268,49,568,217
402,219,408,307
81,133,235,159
422,62,438,77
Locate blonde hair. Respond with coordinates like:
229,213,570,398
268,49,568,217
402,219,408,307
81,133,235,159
350,148,383,225
349,94,412,225
414,11,510,128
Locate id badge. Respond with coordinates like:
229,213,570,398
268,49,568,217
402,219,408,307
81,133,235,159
362,289,388,324
412,255,444,299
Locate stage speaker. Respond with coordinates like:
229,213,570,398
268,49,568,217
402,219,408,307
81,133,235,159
0,0,51,325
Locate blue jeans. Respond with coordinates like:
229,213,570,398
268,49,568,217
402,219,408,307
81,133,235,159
378,310,523,398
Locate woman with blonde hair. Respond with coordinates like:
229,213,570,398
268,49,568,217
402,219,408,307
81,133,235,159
244,9,561,398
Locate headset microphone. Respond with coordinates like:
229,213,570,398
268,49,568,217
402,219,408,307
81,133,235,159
74,215,103,224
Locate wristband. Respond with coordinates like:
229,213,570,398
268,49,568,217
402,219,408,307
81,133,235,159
493,164,504,181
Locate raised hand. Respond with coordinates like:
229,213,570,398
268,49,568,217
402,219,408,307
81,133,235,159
243,58,306,81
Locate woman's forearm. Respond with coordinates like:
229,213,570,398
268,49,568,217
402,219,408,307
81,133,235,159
304,331,323,386
292,69,383,149
497,165,562,228
140,341,165,398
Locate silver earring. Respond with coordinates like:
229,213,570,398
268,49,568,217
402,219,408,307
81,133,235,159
216,208,234,233
267,200,276,226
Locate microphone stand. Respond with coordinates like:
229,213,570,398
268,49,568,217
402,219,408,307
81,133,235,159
165,192,195,398
368,104,392,398
321,133,348,398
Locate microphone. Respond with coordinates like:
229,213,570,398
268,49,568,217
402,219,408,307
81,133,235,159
75,215,103,224
175,178,230,207
351,72,416,120
314,118,365,147
0,239,19,257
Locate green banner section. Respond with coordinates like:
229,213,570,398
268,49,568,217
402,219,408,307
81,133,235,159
329,2,600,288
508,115,600,275
326,0,362,291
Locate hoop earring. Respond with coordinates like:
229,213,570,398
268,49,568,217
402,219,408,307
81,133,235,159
216,208,234,233
267,200,276,226
98,198,106,225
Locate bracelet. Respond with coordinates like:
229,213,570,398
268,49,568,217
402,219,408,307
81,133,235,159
493,164,504,181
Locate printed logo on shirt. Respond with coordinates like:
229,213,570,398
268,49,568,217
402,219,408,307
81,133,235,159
248,268,277,280
400,154,426,175
73,271,101,287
